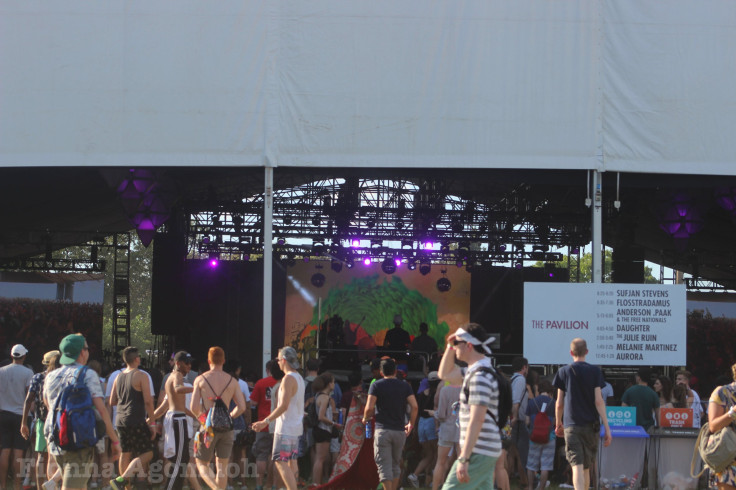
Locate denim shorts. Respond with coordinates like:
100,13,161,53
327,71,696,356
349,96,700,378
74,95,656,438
418,417,438,443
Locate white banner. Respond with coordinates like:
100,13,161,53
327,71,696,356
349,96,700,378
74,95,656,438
523,283,686,366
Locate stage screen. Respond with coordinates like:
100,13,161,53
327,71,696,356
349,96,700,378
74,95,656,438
284,261,470,354
0,275,104,368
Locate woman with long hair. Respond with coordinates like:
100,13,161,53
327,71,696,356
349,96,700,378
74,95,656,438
653,375,674,408
311,372,341,485
20,350,61,490
707,363,736,489
672,384,688,409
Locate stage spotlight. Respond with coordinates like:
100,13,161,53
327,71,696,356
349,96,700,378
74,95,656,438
544,262,556,278
363,257,372,266
311,273,326,288
312,242,325,256
395,257,401,268
331,259,343,273
514,261,523,270
407,258,417,271
209,253,220,268
381,257,397,275
419,258,431,276
437,277,452,292
423,241,434,250
351,239,360,248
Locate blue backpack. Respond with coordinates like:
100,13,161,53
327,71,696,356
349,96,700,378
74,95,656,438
52,366,102,450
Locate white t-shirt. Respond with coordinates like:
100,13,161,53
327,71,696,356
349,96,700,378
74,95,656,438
691,389,704,428
0,363,33,414
601,382,614,402
105,368,155,425
238,378,251,402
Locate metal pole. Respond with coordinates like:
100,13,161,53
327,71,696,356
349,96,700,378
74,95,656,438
263,166,273,376
592,170,603,283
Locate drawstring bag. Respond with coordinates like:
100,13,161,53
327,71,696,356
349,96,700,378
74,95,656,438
691,421,736,478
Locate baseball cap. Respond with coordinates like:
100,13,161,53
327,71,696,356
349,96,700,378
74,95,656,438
174,351,192,364
428,371,440,381
59,334,86,365
11,344,28,358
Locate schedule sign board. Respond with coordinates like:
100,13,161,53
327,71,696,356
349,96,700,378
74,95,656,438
523,283,686,366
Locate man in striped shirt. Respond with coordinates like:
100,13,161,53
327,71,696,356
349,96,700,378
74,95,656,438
438,323,501,489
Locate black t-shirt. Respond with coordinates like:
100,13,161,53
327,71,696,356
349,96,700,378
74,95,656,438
552,361,604,427
368,377,414,431
411,334,438,356
384,327,411,351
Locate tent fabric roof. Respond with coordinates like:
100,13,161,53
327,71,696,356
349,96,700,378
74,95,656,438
2,1,736,174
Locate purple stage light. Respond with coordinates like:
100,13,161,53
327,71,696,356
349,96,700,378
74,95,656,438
395,258,401,267
209,259,219,268
423,241,434,250
351,239,360,248
363,257,371,266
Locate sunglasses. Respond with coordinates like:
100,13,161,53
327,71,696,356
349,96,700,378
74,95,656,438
452,340,467,346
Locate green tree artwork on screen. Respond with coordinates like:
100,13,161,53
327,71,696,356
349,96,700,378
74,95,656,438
308,275,449,346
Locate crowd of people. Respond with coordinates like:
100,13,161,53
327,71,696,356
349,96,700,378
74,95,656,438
0,324,730,490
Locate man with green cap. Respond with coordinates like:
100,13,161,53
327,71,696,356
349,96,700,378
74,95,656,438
43,334,121,490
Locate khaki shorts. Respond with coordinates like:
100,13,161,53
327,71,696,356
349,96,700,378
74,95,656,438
563,423,599,469
195,429,234,461
56,447,95,489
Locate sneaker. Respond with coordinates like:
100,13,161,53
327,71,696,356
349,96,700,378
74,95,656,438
110,477,127,490
406,473,419,488
42,481,56,490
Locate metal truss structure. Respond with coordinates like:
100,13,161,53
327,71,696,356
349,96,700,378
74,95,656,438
0,257,106,272
182,177,585,267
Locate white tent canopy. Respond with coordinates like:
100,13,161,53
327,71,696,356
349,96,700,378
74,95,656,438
2,0,736,174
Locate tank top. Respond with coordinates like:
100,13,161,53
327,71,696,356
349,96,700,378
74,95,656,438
115,370,146,427
274,371,305,437
316,392,333,432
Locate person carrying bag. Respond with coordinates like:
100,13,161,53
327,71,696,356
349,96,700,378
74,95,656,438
692,362,736,487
